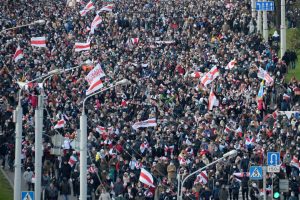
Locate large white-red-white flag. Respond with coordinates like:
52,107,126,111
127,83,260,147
31,37,46,48
97,4,114,13
75,42,90,52
80,1,95,16
13,46,24,62
132,118,157,130
139,168,155,187
85,63,106,85
208,89,219,110
90,15,102,34
86,79,103,96
225,59,237,70
200,66,219,87
54,119,65,129
257,67,274,86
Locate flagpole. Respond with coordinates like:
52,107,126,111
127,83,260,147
178,150,237,200
79,79,130,200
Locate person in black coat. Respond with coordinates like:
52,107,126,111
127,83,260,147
60,160,72,180
241,176,249,200
0,143,7,168
71,169,80,197
60,177,71,199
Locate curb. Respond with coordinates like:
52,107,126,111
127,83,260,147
0,167,14,189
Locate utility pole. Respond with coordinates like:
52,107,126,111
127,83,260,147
79,114,88,200
13,99,22,200
252,0,257,18
257,10,262,34
280,0,286,57
263,166,267,200
263,0,269,41
34,95,43,200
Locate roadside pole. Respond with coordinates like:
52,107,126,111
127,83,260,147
263,0,268,41
280,0,286,57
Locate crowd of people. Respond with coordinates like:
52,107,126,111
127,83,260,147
0,0,300,200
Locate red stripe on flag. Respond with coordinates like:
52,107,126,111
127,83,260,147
31,41,46,45
140,173,153,185
76,44,90,49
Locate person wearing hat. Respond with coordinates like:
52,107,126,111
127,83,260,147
23,167,34,191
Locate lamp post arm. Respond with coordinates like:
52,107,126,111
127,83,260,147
82,80,128,114
0,23,34,33
181,157,224,189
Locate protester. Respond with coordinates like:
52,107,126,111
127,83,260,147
0,0,300,200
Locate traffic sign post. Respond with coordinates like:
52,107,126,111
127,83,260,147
250,166,263,180
21,191,34,200
267,152,280,166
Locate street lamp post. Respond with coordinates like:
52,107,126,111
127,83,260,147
14,71,59,200
34,66,82,200
0,20,45,34
79,79,130,200
178,150,237,200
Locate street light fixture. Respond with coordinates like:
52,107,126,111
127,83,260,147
80,79,130,200
177,150,237,200
33,65,82,200
0,19,46,34
13,70,61,200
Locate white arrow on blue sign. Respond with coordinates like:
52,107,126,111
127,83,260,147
267,152,280,166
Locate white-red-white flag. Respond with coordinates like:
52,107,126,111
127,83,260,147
90,15,102,34
257,67,274,86
132,118,157,130
54,119,65,129
190,72,202,78
97,4,114,13
80,1,95,16
31,37,46,48
75,42,90,52
140,141,149,153
200,66,219,87
245,137,255,146
13,46,24,62
85,63,106,85
195,171,208,185
208,89,219,110
86,79,103,96
225,59,237,70
139,168,155,187
68,155,78,167
131,38,139,45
